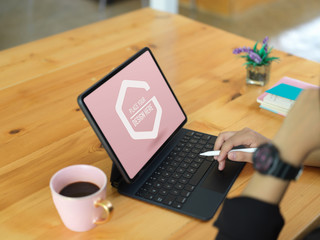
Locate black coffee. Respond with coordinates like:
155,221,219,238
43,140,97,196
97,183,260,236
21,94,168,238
59,181,100,197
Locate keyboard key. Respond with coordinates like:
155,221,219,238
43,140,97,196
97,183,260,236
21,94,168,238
185,184,195,192
166,166,175,172
208,137,216,144
170,189,180,195
190,139,198,144
181,190,191,197
171,161,179,167
178,152,187,157
159,189,168,195
172,202,182,209
185,131,195,136
183,147,191,152
194,158,203,163
175,183,184,190
183,136,191,141
186,143,194,148
195,144,203,149
176,196,187,204
153,182,162,188
149,188,158,194
172,172,181,179
183,172,192,178
187,167,196,174
191,162,200,168
158,176,166,182
168,178,177,184
155,195,164,203
192,149,202,155
180,162,189,168
179,178,188,184
145,181,152,186
205,144,213,149
163,183,173,190
202,135,211,141
163,195,176,206
176,167,185,174
145,193,154,200
170,151,178,157
174,146,182,152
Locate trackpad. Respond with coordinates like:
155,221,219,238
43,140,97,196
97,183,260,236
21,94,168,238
201,160,244,194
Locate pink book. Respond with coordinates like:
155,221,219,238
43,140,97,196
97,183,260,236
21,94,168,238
257,76,318,103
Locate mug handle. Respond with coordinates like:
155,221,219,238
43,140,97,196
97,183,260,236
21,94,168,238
94,199,114,224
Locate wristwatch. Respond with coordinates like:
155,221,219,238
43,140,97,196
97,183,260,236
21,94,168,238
253,143,303,181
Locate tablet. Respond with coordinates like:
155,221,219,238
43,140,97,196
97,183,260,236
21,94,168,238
78,48,187,183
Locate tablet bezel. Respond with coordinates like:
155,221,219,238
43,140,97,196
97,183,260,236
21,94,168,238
77,47,187,183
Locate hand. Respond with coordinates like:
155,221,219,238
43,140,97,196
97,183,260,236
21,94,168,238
214,128,270,170
273,89,320,167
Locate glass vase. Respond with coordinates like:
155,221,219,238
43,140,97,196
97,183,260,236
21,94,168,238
246,64,271,86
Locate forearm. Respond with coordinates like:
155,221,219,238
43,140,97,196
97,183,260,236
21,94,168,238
304,150,320,167
241,132,302,204
241,172,290,205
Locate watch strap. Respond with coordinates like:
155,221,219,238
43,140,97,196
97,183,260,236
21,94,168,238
272,160,303,180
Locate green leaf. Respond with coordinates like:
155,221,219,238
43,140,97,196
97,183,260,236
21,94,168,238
261,49,267,60
259,43,267,56
253,41,259,52
265,57,280,62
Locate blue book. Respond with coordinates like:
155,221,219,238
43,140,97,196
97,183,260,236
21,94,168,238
266,83,303,101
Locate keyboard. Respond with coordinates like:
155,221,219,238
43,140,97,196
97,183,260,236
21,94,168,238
136,130,216,209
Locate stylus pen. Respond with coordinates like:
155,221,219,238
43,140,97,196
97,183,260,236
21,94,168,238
199,148,257,157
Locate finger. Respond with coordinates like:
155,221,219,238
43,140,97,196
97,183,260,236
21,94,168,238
214,131,235,150
228,152,253,163
218,160,226,171
217,143,234,162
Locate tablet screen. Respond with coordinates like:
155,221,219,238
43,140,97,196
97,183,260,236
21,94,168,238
82,49,186,180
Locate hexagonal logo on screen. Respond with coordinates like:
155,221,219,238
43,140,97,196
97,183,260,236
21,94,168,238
115,80,162,140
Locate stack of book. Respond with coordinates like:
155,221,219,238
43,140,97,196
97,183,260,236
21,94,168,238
257,77,318,116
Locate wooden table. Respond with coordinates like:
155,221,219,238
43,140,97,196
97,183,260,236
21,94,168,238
0,8,319,240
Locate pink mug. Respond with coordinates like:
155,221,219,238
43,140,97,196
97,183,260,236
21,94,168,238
50,164,113,232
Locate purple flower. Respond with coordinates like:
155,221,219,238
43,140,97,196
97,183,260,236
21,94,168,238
232,48,242,54
233,46,252,54
263,36,269,52
243,47,251,53
262,36,269,44
249,51,262,64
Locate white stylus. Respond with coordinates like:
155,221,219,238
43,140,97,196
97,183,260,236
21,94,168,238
199,148,257,157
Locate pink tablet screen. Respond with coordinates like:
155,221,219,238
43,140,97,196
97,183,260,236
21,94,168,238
84,51,185,179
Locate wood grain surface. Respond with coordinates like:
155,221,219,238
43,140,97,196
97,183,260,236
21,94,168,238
0,8,319,240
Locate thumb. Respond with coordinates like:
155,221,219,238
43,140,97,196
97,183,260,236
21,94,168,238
228,152,253,163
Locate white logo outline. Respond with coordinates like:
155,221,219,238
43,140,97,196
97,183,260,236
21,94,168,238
115,80,162,140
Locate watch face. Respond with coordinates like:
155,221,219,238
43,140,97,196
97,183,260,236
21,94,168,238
254,146,274,173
